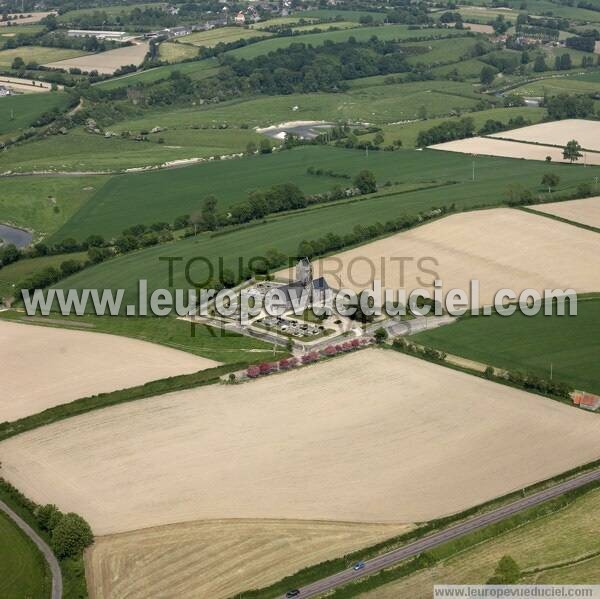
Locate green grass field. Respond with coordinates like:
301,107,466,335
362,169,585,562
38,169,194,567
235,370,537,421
49,142,586,241
0,251,88,298
362,106,546,147
94,57,219,90
0,126,264,172
294,9,387,23
405,36,484,67
0,174,105,238
158,41,198,63
0,46,88,69
412,296,600,395
291,21,358,32
105,79,482,132
180,27,271,48
367,486,600,598
431,57,490,79
226,25,463,59
512,71,600,97
53,148,600,306
0,92,71,139
58,2,166,21
251,17,310,29
0,509,51,599
0,310,281,363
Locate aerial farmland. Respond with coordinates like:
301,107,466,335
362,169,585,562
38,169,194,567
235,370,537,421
1,0,600,597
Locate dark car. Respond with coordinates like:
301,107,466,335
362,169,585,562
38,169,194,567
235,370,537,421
285,591,301,598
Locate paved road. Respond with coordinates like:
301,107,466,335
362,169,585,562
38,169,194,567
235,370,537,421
282,468,600,598
0,499,62,599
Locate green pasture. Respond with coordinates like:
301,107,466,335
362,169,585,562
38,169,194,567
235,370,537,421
180,26,270,48
291,21,358,32
405,36,484,67
58,2,166,21
94,57,219,89
512,71,600,97
0,251,88,298
413,296,600,395
0,174,105,239
362,106,546,147
53,148,600,305
226,25,463,59
0,509,51,599
431,57,490,78
106,79,482,132
0,46,88,69
158,41,198,63
251,17,309,29
0,125,263,173
0,310,278,363
0,92,70,138
294,9,388,23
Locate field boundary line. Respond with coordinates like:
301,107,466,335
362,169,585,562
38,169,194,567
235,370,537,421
519,206,600,234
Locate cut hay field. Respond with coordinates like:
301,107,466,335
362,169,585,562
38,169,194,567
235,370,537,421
302,208,600,306
0,319,218,422
1,349,599,535
413,296,600,395
0,174,105,239
531,195,600,229
0,46,87,69
431,137,600,165
48,144,597,241
0,509,51,599
86,519,410,599
0,126,263,173
367,486,600,598
180,26,270,48
44,42,149,75
291,21,358,32
0,92,71,138
490,119,600,152
158,41,198,63
226,25,462,59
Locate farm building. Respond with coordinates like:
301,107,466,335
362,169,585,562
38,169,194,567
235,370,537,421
67,29,128,41
234,11,246,24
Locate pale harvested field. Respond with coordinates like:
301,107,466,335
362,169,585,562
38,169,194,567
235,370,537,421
490,119,600,152
2,349,600,535
44,42,149,75
0,12,54,26
0,319,219,422
430,136,600,165
279,208,600,306
531,196,600,229
463,22,494,33
86,518,410,599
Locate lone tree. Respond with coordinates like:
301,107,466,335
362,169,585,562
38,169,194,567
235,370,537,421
480,65,496,85
563,139,583,163
487,555,521,584
374,327,388,344
354,169,377,194
541,172,560,193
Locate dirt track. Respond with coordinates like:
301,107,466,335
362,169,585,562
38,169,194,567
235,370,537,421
1,349,599,535
0,319,219,421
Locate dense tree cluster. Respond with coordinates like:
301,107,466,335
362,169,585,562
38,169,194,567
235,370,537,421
546,94,595,119
36,504,93,559
415,117,475,147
